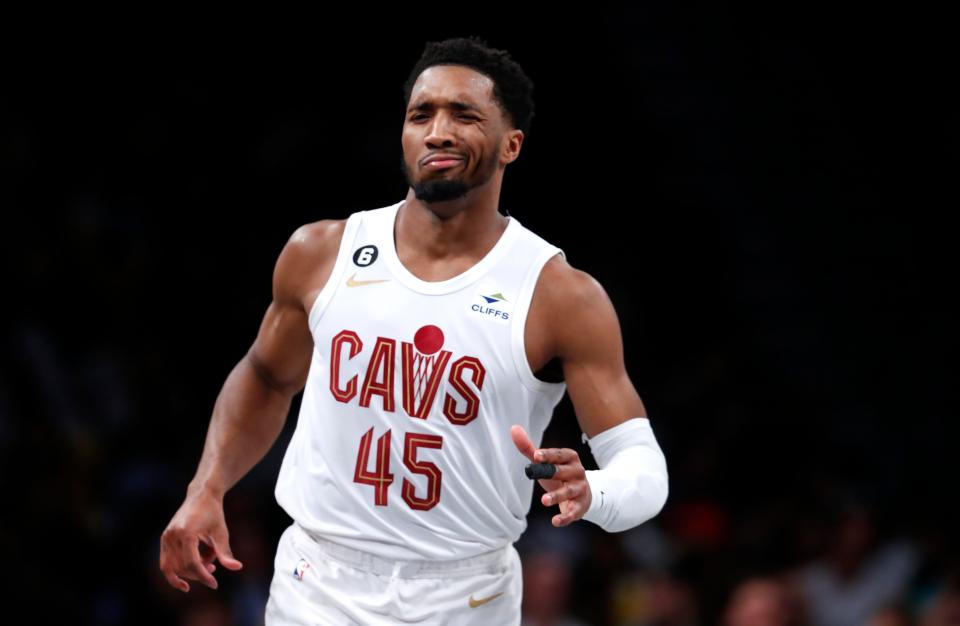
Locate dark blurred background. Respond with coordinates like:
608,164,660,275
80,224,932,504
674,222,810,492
3,6,957,626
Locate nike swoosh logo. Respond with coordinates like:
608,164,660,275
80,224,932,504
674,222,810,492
468,591,505,608
346,272,390,287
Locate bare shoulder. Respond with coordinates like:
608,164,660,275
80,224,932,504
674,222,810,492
273,219,348,310
283,219,347,260
536,253,612,312
532,253,620,359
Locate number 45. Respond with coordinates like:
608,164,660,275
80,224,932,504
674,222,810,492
353,427,444,511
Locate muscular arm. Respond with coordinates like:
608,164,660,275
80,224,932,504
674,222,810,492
186,220,343,499
512,255,661,529
161,220,344,593
549,259,648,436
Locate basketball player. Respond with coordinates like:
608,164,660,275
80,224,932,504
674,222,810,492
159,36,669,625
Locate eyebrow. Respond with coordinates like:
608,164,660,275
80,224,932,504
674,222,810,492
408,100,483,114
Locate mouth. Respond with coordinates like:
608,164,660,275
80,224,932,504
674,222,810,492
424,158,464,170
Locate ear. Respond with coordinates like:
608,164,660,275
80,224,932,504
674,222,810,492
500,129,524,166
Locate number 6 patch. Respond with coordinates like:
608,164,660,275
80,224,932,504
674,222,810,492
353,245,379,267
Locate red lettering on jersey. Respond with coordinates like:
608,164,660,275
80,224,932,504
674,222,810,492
443,356,485,425
360,337,396,412
402,432,443,510
329,327,487,424
354,427,393,506
330,330,362,402
400,342,452,419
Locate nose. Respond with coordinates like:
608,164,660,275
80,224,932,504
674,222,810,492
424,111,457,148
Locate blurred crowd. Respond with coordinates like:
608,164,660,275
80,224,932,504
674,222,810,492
2,267,957,625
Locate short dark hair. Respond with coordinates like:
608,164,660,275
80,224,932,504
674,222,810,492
402,36,535,136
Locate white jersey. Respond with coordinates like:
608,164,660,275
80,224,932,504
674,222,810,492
274,198,567,561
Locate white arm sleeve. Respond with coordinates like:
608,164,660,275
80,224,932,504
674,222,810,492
579,417,669,533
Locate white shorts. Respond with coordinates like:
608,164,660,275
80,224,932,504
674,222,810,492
264,522,522,625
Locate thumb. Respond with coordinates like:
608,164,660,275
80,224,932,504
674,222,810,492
510,424,536,461
209,532,244,571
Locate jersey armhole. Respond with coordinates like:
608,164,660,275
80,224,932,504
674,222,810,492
510,246,569,394
307,211,365,333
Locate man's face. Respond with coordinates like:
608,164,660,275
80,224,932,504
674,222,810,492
400,65,510,204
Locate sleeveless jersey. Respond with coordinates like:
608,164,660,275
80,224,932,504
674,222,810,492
274,198,567,561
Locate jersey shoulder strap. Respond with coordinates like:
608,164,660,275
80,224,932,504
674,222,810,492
307,209,366,330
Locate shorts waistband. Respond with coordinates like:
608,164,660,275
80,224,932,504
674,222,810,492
292,522,510,578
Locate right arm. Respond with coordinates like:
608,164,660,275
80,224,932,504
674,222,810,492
160,219,345,592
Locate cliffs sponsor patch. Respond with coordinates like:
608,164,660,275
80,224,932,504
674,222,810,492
469,288,512,326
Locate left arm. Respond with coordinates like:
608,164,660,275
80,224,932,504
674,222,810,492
555,266,646,437
511,257,667,529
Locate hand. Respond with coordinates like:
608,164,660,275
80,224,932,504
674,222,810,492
159,489,244,592
510,424,592,527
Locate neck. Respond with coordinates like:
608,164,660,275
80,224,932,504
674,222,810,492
396,191,509,262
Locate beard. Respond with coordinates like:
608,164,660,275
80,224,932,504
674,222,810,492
399,153,472,203
415,177,470,203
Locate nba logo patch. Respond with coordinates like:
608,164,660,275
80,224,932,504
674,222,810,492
469,284,512,326
293,558,311,581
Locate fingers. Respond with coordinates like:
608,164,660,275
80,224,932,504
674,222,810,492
532,448,589,528
543,463,586,483
541,481,586,508
160,530,222,592
510,424,536,461
532,447,579,465
533,448,584,483
552,500,585,527
517,434,590,528
163,570,191,593
511,427,582,468
207,533,244,571
187,542,221,590
159,495,242,594
161,531,192,593
525,462,558,480
160,549,207,593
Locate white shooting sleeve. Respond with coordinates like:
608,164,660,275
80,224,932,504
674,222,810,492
580,417,669,532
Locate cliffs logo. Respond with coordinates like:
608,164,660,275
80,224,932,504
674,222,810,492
470,290,512,325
